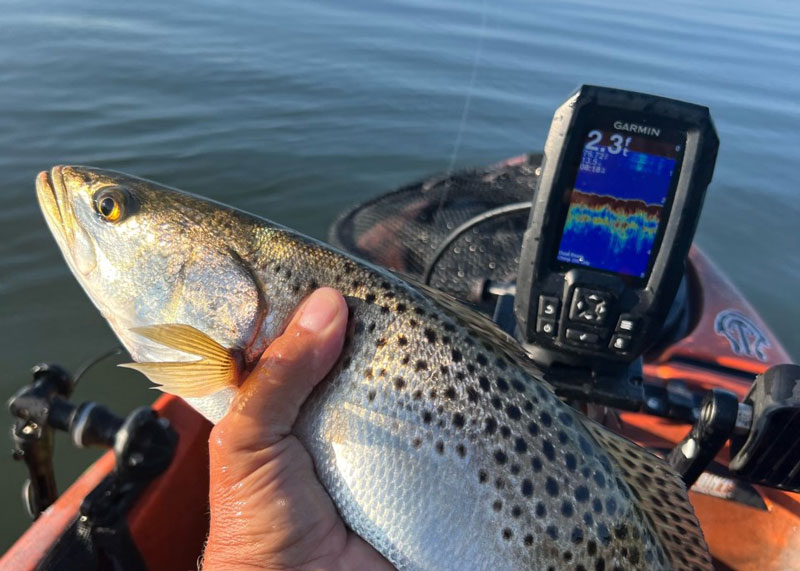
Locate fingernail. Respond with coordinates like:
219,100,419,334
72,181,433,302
298,289,340,333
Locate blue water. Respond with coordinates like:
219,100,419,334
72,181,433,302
1,0,799,549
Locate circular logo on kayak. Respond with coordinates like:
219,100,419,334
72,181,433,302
714,309,770,362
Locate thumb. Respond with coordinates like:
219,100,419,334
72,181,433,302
215,287,348,451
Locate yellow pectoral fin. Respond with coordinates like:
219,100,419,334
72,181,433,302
120,324,240,399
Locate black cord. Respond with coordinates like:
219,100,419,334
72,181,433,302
72,346,124,386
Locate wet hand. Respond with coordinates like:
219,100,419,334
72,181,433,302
203,288,394,570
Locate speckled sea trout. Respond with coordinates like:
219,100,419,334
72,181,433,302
36,165,711,571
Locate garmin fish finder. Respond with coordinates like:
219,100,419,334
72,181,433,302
515,85,718,367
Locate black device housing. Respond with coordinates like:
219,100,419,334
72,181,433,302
515,85,718,367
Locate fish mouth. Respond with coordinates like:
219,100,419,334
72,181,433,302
36,166,71,247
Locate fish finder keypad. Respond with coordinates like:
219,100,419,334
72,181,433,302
569,288,611,325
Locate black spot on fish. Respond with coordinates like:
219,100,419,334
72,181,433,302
511,379,526,393
502,528,513,540
380,281,391,290
493,500,502,512
456,444,466,458
414,307,425,316
510,463,520,475
531,456,543,472
540,410,552,427
368,322,376,333
412,390,422,400
397,335,408,346
524,534,533,546
415,360,427,371
351,280,361,289
496,378,509,392
467,387,479,403
396,303,407,312
595,560,605,571
424,328,436,343
545,477,559,496
491,396,502,409
496,357,508,370
583,512,593,527
511,505,522,518
506,405,521,420
443,322,456,332
494,450,508,464
444,386,457,399
614,524,628,539
401,355,410,365
393,377,405,390
597,523,611,545
561,500,574,517
479,377,490,391
429,388,437,398
542,439,555,461
409,319,418,327
514,437,527,453
565,453,577,471
411,437,421,448
435,441,444,454
546,525,559,540
422,411,432,424
527,421,539,436
575,485,590,503
455,371,466,381
579,435,594,455
452,413,465,428
376,338,386,347
536,502,546,517
484,417,497,435
466,363,476,374
500,426,511,438
441,335,451,345
521,479,534,497
478,470,488,483
592,498,603,514
367,390,376,401
364,368,373,379
606,497,617,516
451,349,463,362
476,353,488,366
523,400,533,412
593,471,606,488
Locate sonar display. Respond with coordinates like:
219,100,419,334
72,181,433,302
556,129,678,278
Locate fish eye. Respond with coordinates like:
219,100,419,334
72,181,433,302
92,187,129,223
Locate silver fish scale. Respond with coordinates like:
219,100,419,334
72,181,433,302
278,233,670,571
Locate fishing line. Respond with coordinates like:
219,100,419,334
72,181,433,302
439,0,490,212
72,345,124,386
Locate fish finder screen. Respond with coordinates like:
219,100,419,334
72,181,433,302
556,129,680,279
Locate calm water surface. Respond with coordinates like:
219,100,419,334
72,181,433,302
1,0,798,548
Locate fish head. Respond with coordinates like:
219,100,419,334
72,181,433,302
36,166,269,415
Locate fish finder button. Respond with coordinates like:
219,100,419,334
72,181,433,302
569,287,612,325
538,295,560,318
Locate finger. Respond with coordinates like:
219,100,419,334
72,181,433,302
216,287,348,450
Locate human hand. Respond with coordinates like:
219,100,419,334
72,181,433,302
203,288,394,570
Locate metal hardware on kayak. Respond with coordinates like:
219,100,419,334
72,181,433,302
8,363,178,569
